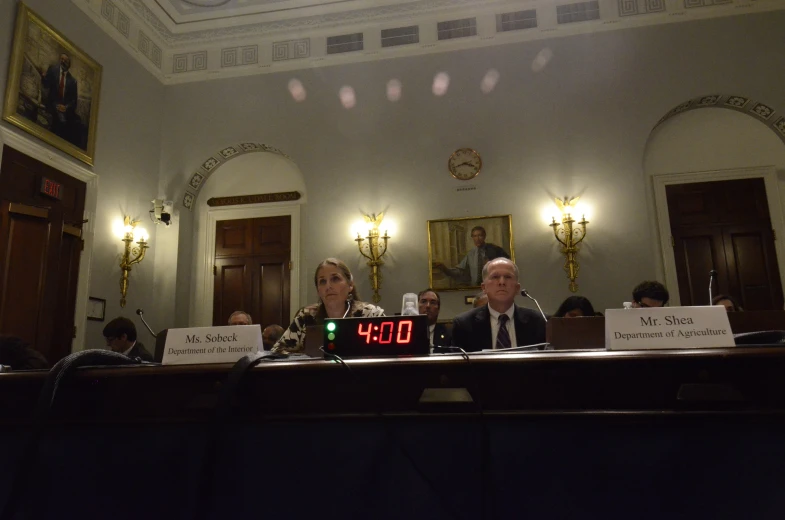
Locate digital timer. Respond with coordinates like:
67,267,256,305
323,315,430,357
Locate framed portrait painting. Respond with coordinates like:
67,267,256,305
2,4,102,165
428,214,515,291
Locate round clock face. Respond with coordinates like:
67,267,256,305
448,148,482,180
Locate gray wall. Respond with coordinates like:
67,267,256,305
0,0,165,348
159,12,785,322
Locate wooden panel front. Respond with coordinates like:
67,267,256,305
0,206,51,348
213,258,253,326
215,218,253,257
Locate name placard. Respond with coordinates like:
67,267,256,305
605,306,734,350
162,325,262,365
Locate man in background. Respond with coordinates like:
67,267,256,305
472,291,488,309
631,281,669,308
262,325,284,351
451,258,545,351
434,226,509,286
418,288,451,347
228,311,252,326
39,52,78,144
103,317,153,361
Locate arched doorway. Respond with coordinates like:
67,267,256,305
644,97,785,308
188,146,306,327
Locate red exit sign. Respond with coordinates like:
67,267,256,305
40,177,63,200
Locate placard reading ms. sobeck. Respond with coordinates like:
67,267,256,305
605,306,734,350
162,325,262,365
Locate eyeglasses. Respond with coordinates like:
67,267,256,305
419,299,439,307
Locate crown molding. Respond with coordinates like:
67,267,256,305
70,0,785,86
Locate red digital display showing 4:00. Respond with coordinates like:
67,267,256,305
323,315,429,357
357,320,412,344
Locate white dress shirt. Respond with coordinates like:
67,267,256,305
428,324,435,346
488,304,517,349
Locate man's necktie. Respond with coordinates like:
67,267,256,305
59,71,65,100
496,314,511,349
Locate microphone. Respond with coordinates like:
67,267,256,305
709,270,718,305
136,308,157,338
521,289,548,322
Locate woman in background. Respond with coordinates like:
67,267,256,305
712,294,743,312
553,296,596,318
273,257,384,353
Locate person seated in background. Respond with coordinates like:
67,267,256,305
0,335,49,370
712,294,743,312
228,311,252,325
273,258,384,353
418,288,451,347
262,324,284,350
631,281,669,308
472,291,488,309
451,258,546,351
103,317,153,361
554,296,596,318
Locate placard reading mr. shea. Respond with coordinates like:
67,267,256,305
605,306,734,350
162,325,262,365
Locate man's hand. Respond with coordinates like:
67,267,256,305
56,104,67,112
432,261,447,272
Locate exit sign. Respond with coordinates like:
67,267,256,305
40,177,63,200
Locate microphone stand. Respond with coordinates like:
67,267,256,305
521,289,548,322
709,270,717,306
136,308,157,338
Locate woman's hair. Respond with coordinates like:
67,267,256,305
553,296,596,318
712,294,743,311
312,258,360,321
0,335,49,370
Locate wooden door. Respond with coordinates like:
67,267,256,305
667,178,783,310
212,216,291,328
0,146,86,363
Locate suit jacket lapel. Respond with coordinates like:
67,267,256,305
475,306,492,350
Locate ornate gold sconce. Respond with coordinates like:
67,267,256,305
355,213,390,303
550,197,589,292
119,216,149,307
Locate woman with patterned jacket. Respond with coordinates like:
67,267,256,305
272,257,384,353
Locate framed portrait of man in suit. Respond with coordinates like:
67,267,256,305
2,4,102,166
428,214,515,291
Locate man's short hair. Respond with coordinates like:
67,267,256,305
417,288,440,305
228,311,252,325
263,324,284,341
103,317,137,342
470,226,486,236
632,281,669,306
481,257,519,281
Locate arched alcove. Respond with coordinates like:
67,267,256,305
643,97,785,306
189,147,307,326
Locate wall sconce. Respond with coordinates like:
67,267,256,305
355,213,390,303
119,216,149,307
550,196,589,293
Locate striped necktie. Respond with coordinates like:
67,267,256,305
496,314,511,349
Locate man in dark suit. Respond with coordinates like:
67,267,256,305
39,53,78,144
418,288,451,347
103,317,153,362
451,258,546,351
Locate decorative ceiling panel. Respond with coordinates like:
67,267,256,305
70,0,785,85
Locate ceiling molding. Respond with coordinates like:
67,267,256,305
70,0,785,85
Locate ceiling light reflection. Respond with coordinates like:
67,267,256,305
386,79,402,102
480,69,500,94
531,48,554,73
288,78,306,102
339,85,356,109
432,72,450,97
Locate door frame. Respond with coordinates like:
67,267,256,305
192,202,300,327
652,165,785,306
0,126,98,353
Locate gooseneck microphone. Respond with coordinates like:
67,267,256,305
709,270,718,305
521,289,548,322
136,308,158,338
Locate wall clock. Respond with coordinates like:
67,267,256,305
448,148,482,180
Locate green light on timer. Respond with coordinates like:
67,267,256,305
326,321,336,341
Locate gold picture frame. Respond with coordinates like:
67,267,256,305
2,4,102,166
428,214,515,291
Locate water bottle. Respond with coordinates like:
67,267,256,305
401,293,419,315
623,302,633,310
